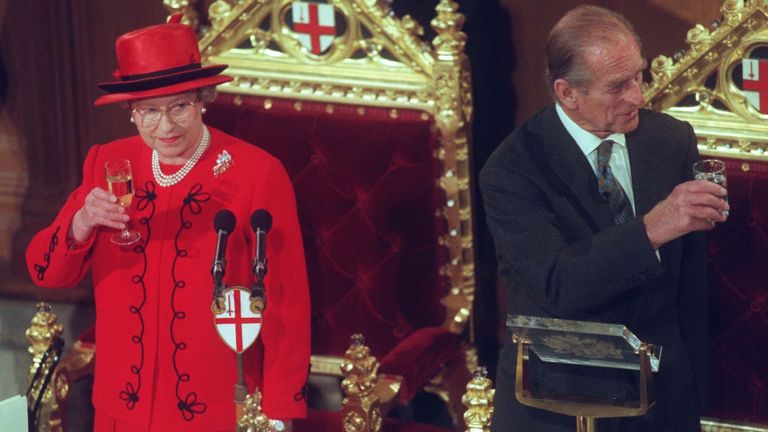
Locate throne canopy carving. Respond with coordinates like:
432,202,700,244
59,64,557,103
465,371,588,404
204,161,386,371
644,0,768,162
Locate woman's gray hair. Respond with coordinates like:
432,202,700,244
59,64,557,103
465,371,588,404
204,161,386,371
545,5,641,95
197,85,218,104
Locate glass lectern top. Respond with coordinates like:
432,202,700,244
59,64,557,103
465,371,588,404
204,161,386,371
507,315,661,372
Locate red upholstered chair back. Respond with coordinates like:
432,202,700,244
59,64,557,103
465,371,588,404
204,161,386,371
704,159,768,424
205,95,447,357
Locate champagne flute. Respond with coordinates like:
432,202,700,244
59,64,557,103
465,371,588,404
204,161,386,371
105,159,141,246
692,158,729,218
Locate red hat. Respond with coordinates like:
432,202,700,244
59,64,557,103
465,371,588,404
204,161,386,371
94,16,232,106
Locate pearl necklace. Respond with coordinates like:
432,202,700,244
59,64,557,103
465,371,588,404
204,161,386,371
151,126,210,187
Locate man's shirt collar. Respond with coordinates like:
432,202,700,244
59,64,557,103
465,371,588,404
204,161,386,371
555,103,626,157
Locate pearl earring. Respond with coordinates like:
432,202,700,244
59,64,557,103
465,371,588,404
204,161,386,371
201,107,207,114
130,116,135,123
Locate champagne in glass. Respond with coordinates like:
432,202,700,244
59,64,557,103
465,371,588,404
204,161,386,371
107,174,134,208
105,159,141,245
692,159,729,217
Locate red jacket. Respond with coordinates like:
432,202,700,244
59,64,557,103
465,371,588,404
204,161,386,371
26,127,310,431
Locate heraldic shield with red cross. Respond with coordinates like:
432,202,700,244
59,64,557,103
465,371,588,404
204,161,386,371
291,1,336,55
214,287,263,353
742,57,768,114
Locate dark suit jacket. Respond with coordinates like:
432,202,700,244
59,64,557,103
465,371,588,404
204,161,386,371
480,105,708,432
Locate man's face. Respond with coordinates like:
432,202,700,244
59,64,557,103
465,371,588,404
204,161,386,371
564,38,646,138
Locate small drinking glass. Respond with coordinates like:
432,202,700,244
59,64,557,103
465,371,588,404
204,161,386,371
692,159,729,217
105,159,141,246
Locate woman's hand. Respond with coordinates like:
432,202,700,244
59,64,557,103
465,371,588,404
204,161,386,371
70,187,129,242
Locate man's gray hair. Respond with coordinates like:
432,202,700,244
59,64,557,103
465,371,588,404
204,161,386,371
545,5,641,94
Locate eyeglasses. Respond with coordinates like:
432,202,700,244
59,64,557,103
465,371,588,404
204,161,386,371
131,99,199,128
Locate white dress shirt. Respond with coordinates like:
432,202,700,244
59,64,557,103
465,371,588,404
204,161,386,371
555,103,636,215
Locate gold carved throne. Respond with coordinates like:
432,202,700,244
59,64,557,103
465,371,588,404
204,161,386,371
166,0,479,431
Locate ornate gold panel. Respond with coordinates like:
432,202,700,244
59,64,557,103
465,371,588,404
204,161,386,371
644,0,768,162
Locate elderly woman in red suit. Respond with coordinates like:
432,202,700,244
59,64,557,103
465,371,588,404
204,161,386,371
25,16,309,432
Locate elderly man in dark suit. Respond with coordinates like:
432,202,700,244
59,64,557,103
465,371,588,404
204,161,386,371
480,5,729,432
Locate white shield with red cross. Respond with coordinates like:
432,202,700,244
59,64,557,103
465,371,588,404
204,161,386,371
291,1,336,55
214,287,262,353
742,58,768,113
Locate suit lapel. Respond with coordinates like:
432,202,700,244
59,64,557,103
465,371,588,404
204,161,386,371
529,106,616,231
627,123,678,267
626,130,655,217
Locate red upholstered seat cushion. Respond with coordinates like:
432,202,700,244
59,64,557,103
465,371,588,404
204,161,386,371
76,325,96,348
704,158,768,424
380,327,463,401
294,409,451,432
382,418,451,432
293,410,341,432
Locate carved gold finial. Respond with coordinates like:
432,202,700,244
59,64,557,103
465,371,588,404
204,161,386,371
237,390,272,432
208,0,235,31
401,15,424,37
27,302,63,366
341,334,383,432
341,334,379,396
27,303,65,432
462,367,494,432
431,0,467,57
164,0,200,31
721,0,745,27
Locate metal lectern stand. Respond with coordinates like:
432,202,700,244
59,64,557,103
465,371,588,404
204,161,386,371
508,315,662,432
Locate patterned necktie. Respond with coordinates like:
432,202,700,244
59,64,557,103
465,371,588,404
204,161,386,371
596,140,634,224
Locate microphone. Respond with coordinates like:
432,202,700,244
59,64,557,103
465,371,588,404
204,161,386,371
211,209,236,314
249,209,273,313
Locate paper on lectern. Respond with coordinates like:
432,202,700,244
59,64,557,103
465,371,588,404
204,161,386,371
0,395,28,432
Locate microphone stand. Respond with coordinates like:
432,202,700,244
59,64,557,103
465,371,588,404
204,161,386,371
208,225,248,421
210,211,274,430
240,229,266,421
235,354,248,423
211,228,228,315
250,226,268,314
